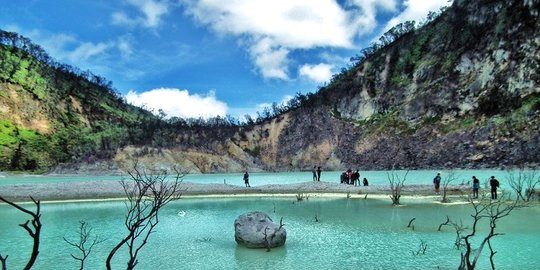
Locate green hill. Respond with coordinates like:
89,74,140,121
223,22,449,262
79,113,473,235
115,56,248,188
0,31,159,172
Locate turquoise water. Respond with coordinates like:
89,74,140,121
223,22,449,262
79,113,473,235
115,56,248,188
0,169,517,186
1,196,539,269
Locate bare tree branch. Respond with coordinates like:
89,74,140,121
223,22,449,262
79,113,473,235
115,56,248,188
441,171,458,203
105,162,184,270
0,254,7,270
0,196,42,270
507,168,539,201
388,170,409,205
455,193,525,270
64,221,105,270
438,215,450,231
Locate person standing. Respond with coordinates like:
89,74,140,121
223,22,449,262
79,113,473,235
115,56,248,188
316,166,322,182
312,166,317,181
352,170,360,186
472,176,480,199
243,171,250,187
489,176,499,199
433,173,441,194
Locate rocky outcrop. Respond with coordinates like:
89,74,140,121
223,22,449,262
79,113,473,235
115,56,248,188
234,211,286,249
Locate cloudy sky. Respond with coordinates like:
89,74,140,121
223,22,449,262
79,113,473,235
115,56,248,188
0,0,451,120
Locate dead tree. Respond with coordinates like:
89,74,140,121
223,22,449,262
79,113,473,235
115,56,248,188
105,165,183,270
412,240,428,256
456,193,524,270
64,221,104,270
507,168,539,201
0,196,42,270
437,215,450,231
441,171,458,203
407,217,416,229
388,170,409,205
450,219,467,250
262,217,285,252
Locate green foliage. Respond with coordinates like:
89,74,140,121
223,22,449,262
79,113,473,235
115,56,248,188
0,120,17,145
244,145,261,157
357,112,416,135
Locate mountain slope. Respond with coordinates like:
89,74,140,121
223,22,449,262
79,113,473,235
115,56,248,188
228,0,540,170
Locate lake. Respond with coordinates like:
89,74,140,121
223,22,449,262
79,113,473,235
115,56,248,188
1,195,539,269
0,169,517,187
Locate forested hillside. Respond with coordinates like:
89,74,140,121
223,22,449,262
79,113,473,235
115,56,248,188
0,31,160,171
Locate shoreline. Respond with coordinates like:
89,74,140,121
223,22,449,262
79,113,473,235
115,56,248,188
0,180,472,203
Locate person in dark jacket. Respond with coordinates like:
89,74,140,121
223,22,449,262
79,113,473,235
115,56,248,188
489,176,499,199
243,171,250,187
433,173,441,193
472,176,480,199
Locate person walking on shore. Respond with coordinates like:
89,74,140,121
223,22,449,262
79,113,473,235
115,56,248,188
433,173,441,194
490,176,499,199
472,176,480,199
316,166,322,182
243,171,250,187
312,166,317,181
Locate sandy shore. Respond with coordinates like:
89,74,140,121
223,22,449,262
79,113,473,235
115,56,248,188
0,180,471,202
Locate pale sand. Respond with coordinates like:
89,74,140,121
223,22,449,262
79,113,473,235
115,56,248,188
0,180,471,202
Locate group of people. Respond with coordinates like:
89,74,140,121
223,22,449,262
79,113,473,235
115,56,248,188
339,168,368,186
433,173,500,199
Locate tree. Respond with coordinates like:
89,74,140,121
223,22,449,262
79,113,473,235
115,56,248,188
388,170,409,205
441,171,458,203
105,163,183,270
0,196,42,270
63,221,104,270
507,168,539,201
453,193,524,270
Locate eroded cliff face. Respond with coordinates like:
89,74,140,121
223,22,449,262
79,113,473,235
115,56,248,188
338,0,539,123
243,0,540,171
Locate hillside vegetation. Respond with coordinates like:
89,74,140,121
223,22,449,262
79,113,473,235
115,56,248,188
0,32,159,172
1,0,539,174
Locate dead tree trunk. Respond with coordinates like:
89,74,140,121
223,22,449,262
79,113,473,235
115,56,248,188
441,171,457,203
0,196,42,270
507,168,539,201
388,170,409,205
456,193,523,270
105,164,183,270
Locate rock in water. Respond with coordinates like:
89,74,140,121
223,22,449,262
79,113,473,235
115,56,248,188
234,211,286,248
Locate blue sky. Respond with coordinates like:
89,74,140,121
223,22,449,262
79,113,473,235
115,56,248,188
0,0,451,120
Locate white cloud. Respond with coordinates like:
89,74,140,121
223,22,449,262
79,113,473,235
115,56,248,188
180,0,397,80
112,12,138,27
113,0,171,28
299,63,333,83
381,0,452,33
117,35,134,59
125,88,228,119
68,42,113,62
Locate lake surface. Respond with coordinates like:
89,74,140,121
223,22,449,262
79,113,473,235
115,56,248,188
0,169,519,187
1,196,539,269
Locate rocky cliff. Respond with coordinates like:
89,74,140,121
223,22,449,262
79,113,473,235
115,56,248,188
222,0,540,171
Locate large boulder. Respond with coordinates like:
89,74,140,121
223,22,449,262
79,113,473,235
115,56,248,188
234,211,286,248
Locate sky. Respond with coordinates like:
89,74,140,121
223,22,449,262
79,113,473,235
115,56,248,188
0,0,451,120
